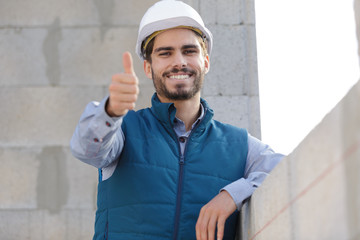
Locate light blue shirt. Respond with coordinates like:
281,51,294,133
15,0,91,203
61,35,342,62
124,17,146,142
70,97,284,210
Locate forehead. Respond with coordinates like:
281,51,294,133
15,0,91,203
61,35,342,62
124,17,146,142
153,28,201,49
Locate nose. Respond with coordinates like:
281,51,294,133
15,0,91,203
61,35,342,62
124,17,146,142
172,51,187,68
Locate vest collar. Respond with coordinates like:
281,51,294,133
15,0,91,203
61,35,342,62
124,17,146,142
150,93,214,131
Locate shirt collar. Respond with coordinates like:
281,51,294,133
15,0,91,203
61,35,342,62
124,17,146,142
150,93,214,134
173,103,205,135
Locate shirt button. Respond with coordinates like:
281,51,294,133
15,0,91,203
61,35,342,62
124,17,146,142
105,121,111,127
179,137,186,143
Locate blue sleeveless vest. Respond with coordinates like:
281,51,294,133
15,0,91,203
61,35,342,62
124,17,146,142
94,94,248,240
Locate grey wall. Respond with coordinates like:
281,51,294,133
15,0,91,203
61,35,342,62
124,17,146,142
356,0,360,62
0,0,260,238
240,79,360,239
239,1,360,238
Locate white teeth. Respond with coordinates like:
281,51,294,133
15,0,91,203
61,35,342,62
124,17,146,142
169,75,190,79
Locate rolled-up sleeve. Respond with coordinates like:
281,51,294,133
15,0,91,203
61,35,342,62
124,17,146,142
222,134,285,210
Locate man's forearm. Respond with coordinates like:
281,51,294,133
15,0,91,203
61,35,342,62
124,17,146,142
70,97,125,168
222,135,285,209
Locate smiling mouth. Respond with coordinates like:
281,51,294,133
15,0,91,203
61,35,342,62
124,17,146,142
163,67,196,80
168,74,192,80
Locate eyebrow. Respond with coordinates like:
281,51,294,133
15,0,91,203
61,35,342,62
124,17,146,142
154,44,200,53
154,47,174,53
182,44,199,50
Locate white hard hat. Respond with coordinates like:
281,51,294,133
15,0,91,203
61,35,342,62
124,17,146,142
135,0,213,60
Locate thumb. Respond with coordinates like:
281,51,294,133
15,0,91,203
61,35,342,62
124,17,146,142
123,51,135,75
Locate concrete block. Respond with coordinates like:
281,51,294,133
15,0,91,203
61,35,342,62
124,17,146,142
67,210,85,239
0,87,105,147
0,26,148,87
354,0,360,59
95,0,157,26
0,0,139,27
79,209,96,239
0,85,152,146
60,27,139,86
0,0,98,26
35,146,69,214
244,25,260,96
0,146,97,211
291,159,350,239
0,28,48,86
203,25,249,97
66,210,95,239
200,0,255,25
0,0,101,27
244,0,256,25
35,146,97,212
0,210,66,240
0,147,40,209
182,0,200,10
199,0,217,24
63,27,151,90
0,0,51,26
65,148,98,210
41,210,67,239
243,80,360,239
27,209,95,240
245,158,293,239
204,95,249,129
248,96,261,138
65,211,82,238
0,0,202,27
0,211,31,239
217,0,243,25
28,210,44,240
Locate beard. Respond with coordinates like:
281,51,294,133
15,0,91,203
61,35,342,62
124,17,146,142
151,66,205,101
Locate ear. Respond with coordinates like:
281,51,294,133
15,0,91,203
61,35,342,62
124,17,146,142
143,60,153,79
204,54,210,74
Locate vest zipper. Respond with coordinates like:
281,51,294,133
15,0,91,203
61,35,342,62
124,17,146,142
104,221,108,240
173,154,184,240
171,109,207,240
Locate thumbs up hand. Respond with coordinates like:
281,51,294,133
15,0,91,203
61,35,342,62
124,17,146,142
106,52,139,117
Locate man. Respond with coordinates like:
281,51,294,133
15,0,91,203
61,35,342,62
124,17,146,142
70,1,283,239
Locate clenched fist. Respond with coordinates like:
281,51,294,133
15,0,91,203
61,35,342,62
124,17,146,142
106,52,139,117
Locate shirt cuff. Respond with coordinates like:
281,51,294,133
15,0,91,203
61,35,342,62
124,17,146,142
102,96,125,121
95,96,123,129
86,97,124,146
221,178,255,210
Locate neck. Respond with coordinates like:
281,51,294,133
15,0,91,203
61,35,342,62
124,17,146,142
157,93,201,131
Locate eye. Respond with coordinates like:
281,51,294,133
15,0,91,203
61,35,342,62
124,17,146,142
184,49,197,55
158,52,171,57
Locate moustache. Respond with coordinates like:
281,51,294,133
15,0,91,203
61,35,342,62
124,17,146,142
162,68,196,77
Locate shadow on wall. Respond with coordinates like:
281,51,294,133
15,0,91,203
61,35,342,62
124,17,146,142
36,146,69,214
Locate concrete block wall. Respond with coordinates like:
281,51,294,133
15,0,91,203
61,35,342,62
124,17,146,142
0,0,259,239
356,0,360,62
239,2,360,236
240,79,360,239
